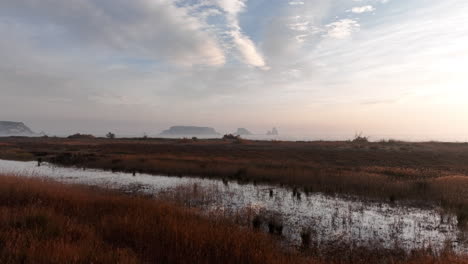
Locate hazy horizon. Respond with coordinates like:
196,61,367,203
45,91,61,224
4,120,468,142
1,0,467,141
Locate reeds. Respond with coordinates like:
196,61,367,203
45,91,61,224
0,174,306,264
1,138,468,225
0,174,467,264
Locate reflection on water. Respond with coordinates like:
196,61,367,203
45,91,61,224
0,159,466,253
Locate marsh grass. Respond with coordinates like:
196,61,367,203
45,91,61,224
1,138,468,229
0,174,467,264
0,174,303,264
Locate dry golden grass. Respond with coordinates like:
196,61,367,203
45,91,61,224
0,174,306,264
0,174,467,264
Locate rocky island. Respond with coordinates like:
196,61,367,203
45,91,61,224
266,127,279,136
0,121,35,136
233,128,252,136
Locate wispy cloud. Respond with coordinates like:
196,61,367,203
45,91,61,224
350,5,375,14
216,0,267,68
289,1,305,5
326,19,360,39
1,0,467,138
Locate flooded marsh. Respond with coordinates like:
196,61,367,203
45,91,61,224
0,159,467,255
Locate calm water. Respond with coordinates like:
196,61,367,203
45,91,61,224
0,159,466,253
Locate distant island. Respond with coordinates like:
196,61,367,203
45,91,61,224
0,121,35,136
233,128,252,136
266,127,279,136
160,126,220,136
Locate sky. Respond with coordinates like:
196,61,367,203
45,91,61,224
0,0,468,140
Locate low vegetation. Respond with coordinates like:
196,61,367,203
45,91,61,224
0,174,302,264
0,174,466,264
66,133,95,139
0,137,468,228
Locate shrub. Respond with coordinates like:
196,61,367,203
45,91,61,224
223,134,240,140
67,133,95,139
352,132,369,143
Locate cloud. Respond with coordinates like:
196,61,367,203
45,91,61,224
350,5,375,13
217,0,246,14
289,1,305,5
230,31,268,68
0,0,226,66
353,0,389,3
262,0,332,63
289,21,310,32
215,0,267,68
1,0,467,138
326,19,360,39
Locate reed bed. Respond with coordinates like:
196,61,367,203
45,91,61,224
1,137,468,228
0,174,304,264
0,174,467,263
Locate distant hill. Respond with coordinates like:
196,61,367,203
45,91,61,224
160,126,220,136
0,121,35,136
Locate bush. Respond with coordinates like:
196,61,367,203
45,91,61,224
67,133,95,139
352,132,369,143
223,134,241,140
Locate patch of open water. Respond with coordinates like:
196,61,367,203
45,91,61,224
0,159,466,253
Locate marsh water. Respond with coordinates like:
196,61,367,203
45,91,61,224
0,159,466,253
